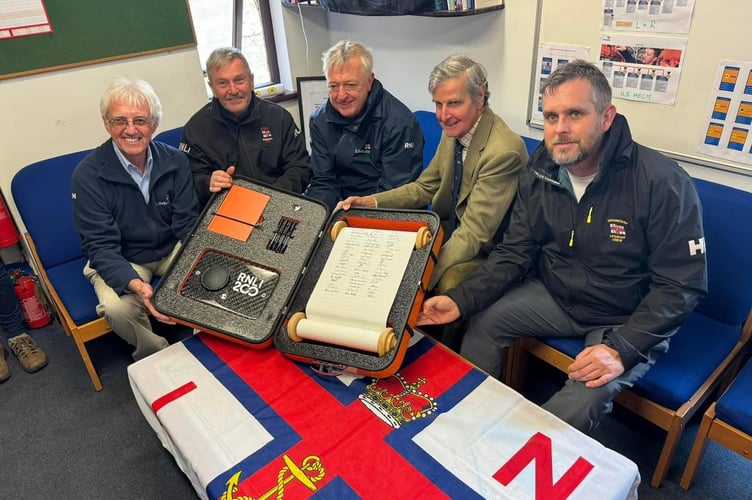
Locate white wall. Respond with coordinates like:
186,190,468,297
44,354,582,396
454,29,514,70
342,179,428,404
325,6,538,138
4,0,752,236
319,2,752,192
0,48,209,225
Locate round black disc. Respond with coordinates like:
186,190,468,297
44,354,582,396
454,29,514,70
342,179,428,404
200,265,230,291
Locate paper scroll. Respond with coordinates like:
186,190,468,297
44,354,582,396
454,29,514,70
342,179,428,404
286,226,420,355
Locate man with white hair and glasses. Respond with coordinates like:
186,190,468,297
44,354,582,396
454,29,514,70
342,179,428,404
72,77,199,361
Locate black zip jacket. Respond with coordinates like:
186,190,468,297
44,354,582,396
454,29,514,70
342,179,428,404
447,114,708,370
182,95,311,206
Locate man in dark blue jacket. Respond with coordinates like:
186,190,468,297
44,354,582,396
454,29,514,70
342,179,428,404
72,77,199,360
417,60,707,433
306,41,424,211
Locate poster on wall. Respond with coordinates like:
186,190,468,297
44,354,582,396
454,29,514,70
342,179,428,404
0,0,52,39
697,60,752,167
601,0,695,34
598,33,686,105
529,42,591,128
296,76,329,154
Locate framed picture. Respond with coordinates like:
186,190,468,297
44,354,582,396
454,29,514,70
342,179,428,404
296,76,329,153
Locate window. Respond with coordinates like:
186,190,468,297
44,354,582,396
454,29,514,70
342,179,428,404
188,0,280,88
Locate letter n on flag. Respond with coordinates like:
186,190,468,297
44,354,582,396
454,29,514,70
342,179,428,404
493,432,594,500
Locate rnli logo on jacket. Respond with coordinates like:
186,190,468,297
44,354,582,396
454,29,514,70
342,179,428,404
156,193,170,207
354,143,372,155
260,126,273,144
608,219,628,243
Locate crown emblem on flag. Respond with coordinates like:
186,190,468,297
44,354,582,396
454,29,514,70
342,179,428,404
359,374,437,428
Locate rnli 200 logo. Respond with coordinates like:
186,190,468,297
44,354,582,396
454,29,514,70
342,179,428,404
232,272,265,297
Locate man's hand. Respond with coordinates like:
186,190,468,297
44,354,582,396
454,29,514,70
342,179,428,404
416,295,461,326
335,195,377,212
567,344,624,388
209,165,236,193
128,278,176,325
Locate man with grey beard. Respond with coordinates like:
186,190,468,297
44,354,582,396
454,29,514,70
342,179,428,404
416,60,707,434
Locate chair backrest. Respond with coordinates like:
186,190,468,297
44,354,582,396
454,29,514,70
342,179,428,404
413,110,442,170
154,126,184,149
692,178,752,326
521,136,540,156
11,150,91,269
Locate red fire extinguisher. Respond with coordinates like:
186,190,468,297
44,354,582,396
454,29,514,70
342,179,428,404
14,275,51,329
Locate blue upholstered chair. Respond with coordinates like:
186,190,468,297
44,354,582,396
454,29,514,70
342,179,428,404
154,126,184,149
505,177,752,487
12,150,111,391
521,135,541,156
680,355,752,488
413,110,442,170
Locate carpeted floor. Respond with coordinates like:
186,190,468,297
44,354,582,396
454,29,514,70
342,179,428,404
1,320,749,499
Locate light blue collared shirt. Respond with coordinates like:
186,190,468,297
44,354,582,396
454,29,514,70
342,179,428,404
113,142,153,204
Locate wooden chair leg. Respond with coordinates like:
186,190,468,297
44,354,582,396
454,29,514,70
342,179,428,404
650,416,686,487
680,405,716,489
71,331,103,391
504,340,527,391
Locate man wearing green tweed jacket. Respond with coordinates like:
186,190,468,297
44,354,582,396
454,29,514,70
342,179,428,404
339,54,527,295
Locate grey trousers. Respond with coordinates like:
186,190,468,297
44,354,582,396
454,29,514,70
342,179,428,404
460,278,657,433
83,243,181,361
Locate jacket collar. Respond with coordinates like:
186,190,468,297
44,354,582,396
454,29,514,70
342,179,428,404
95,139,176,184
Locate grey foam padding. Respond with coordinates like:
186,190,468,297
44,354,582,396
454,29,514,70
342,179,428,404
153,177,328,345
274,206,441,374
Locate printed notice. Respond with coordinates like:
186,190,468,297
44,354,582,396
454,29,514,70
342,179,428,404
0,0,52,39
530,42,591,127
598,33,686,105
697,60,752,166
601,0,695,34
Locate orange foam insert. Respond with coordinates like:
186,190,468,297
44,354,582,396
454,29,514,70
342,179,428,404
208,185,270,241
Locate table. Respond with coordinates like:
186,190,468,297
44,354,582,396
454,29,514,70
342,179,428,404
128,333,639,499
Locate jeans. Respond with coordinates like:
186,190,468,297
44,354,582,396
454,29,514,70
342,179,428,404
0,263,26,339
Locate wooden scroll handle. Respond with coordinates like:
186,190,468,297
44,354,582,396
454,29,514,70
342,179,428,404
415,226,433,249
286,311,397,356
330,220,348,241
377,328,397,356
333,220,431,250
287,311,306,342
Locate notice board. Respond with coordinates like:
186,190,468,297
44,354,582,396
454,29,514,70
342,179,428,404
0,0,196,80
530,0,752,174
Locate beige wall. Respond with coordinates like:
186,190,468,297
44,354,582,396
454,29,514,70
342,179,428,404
0,49,209,226
321,2,752,191
4,0,752,237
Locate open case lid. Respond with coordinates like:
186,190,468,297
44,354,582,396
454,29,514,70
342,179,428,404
274,207,442,377
152,176,329,347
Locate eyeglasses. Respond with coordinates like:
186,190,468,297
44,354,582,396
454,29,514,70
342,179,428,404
212,76,251,91
327,82,361,94
106,116,153,129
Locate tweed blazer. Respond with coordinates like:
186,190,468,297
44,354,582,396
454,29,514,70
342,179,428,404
375,107,527,289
